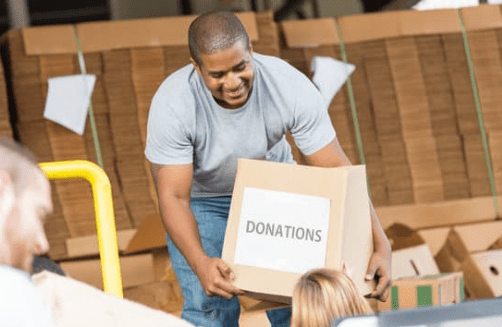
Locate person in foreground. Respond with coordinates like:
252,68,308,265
145,11,391,327
291,268,373,327
0,136,55,326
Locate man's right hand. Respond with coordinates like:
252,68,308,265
194,256,243,299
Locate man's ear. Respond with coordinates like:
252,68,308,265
190,58,202,76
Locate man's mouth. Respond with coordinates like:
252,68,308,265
224,85,245,98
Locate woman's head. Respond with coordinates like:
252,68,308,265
291,268,372,327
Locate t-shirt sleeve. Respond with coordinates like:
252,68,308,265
144,93,194,165
290,73,336,156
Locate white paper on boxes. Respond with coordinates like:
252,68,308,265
234,187,331,274
43,74,96,135
311,56,355,108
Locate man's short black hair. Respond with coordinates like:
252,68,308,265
188,11,250,66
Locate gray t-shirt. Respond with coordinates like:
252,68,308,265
145,53,336,197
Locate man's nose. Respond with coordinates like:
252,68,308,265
34,232,50,255
223,72,240,91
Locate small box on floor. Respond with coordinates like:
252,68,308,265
377,272,464,312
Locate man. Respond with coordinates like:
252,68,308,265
0,136,55,326
145,11,391,327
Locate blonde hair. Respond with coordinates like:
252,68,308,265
291,268,372,327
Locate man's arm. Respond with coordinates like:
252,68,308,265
150,163,242,299
304,138,392,301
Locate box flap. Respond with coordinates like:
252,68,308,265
124,213,167,254
21,25,78,55
392,244,439,280
337,9,460,44
462,4,502,32
280,18,339,48
66,229,137,258
453,221,502,254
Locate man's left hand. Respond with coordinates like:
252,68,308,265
364,248,392,301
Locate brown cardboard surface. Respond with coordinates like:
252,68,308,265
65,213,166,258
461,249,502,299
33,271,194,327
337,9,460,44
21,25,77,55
391,244,439,280
417,227,451,257
385,223,425,251
375,196,501,230
66,229,137,257
462,4,502,32
21,12,259,55
280,18,338,48
222,159,373,303
59,253,155,289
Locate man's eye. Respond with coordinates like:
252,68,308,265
210,74,223,78
234,65,246,72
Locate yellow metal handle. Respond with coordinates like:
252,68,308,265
40,160,123,298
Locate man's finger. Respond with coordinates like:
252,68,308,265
216,261,235,280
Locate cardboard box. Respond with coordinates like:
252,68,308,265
461,249,502,299
222,159,373,304
59,213,170,290
391,244,440,280
377,272,464,311
33,271,194,327
435,221,502,273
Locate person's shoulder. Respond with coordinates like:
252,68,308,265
155,64,197,99
253,52,313,91
253,52,296,72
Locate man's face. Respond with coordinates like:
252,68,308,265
193,41,254,109
5,171,52,273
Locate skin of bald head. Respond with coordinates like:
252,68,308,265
0,137,52,273
291,268,373,327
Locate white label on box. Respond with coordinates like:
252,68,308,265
234,187,331,274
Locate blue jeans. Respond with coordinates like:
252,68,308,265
167,196,291,327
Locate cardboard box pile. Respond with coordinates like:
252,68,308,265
0,11,279,260
278,5,502,208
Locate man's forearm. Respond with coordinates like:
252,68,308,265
159,198,208,273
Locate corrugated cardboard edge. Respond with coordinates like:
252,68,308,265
337,9,461,44
280,18,339,48
462,4,502,32
20,12,259,55
375,196,502,230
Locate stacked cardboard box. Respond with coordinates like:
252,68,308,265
1,11,279,260
279,5,502,208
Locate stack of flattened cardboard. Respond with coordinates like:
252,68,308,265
1,11,278,261
278,5,502,208
2,28,133,259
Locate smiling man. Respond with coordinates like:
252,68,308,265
145,11,391,327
